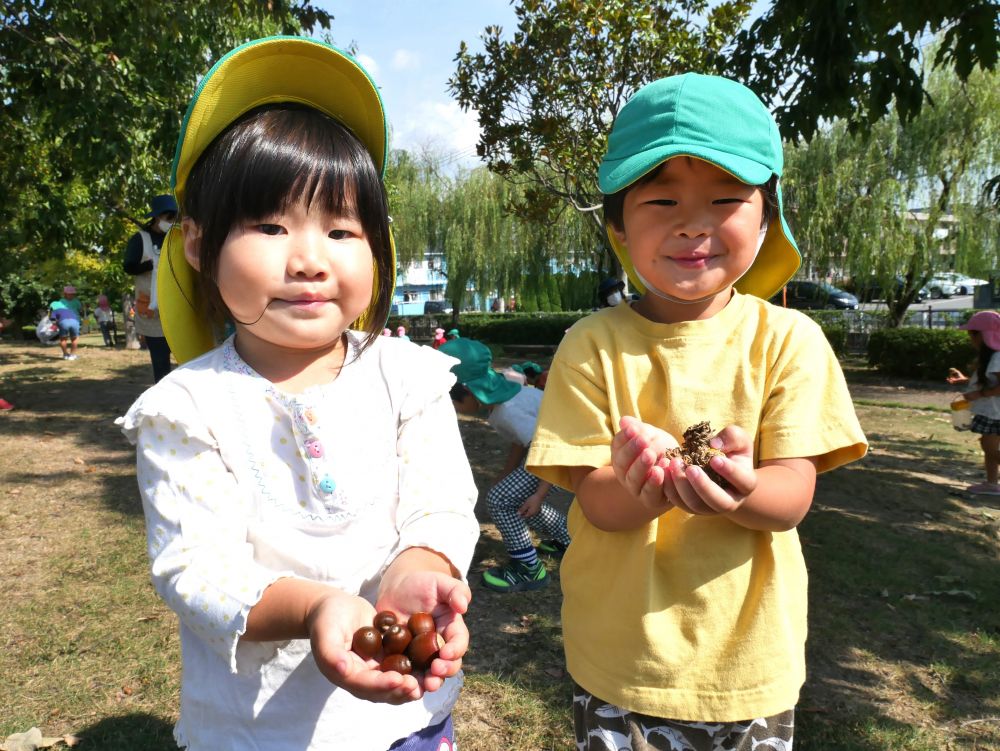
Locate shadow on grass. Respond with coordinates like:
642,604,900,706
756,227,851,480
798,431,1000,748
75,713,176,750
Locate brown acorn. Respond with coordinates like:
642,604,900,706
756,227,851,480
351,626,382,661
407,611,435,636
373,610,397,633
380,653,412,675
382,623,413,655
407,631,442,671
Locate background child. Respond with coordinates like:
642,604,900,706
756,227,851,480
93,294,115,347
431,327,447,349
527,73,868,748
946,310,1000,495
441,338,571,592
50,285,81,360
117,38,479,751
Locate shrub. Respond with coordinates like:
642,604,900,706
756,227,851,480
867,327,975,380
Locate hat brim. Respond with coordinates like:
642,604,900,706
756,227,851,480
158,225,397,364
466,370,521,405
599,146,773,195
605,174,800,301
172,37,388,206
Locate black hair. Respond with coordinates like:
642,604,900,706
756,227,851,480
182,103,393,351
449,382,471,402
976,339,997,388
602,161,779,232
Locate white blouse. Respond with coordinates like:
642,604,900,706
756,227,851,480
118,332,480,750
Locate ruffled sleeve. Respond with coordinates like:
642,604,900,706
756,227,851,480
388,343,480,578
117,378,297,672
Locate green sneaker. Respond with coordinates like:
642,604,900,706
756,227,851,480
537,539,569,559
482,560,548,593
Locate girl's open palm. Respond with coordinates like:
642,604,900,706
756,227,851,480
375,571,472,694
611,416,680,512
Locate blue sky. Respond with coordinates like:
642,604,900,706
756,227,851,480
313,1,768,168
314,0,519,166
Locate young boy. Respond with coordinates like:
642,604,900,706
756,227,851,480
440,338,572,592
526,73,868,748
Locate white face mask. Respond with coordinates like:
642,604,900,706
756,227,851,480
157,218,173,234
606,291,623,307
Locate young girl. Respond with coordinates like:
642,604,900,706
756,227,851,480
947,310,1000,495
117,37,480,750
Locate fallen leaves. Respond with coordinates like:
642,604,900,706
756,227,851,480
1,728,79,751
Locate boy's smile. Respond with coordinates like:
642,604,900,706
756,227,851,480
612,156,766,323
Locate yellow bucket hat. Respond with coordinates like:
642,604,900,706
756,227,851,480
159,36,395,363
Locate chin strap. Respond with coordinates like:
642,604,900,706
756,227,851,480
635,226,769,304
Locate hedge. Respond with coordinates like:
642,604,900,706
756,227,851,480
867,327,975,380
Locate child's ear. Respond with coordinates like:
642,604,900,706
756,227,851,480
610,222,628,248
181,217,202,271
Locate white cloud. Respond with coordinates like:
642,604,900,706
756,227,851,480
391,100,482,167
355,52,379,76
391,49,420,71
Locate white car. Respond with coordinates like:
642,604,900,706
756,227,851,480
938,272,988,296
927,274,960,299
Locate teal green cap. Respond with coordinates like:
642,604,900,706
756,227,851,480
598,73,800,300
440,339,520,405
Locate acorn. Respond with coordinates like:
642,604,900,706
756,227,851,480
373,611,397,633
406,630,442,671
407,611,435,636
380,653,413,675
350,626,382,661
382,623,413,655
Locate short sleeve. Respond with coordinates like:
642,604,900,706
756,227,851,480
118,382,296,672
757,317,867,473
527,333,614,490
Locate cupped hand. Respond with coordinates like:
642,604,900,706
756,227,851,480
611,416,679,511
375,570,472,693
659,423,757,516
307,591,423,704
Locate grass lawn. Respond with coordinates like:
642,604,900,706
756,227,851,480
1,338,998,750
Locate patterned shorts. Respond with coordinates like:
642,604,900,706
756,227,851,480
971,414,1000,435
573,682,794,751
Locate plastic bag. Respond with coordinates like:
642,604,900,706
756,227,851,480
35,315,59,343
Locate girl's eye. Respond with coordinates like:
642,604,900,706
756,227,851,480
712,198,744,205
647,199,677,206
328,229,353,240
257,223,284,235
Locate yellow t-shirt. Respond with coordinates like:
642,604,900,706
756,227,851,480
526,293,867,721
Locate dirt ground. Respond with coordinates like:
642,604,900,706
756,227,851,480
1,339,998,750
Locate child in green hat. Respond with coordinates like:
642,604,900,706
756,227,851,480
441,338,571,592
527,73,868,747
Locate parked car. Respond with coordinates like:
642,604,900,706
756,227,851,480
933,271,988,296
848,276,928,303
769,280,859,310
926,274,960,299
422,300,453,315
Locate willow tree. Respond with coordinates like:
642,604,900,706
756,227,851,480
388,154,596,314
783,63,1000,326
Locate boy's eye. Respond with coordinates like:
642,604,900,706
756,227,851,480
646,199,677,206
257,223,284,235
712,198,744,205
328,228,354,240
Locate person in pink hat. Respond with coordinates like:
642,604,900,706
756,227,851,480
431,328,446,350
94,294,116,347
947,310,1000,494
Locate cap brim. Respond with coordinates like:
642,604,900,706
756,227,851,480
599,146,772,195
467,370,521,405
171,36,388,207
605,184,800,301
158,225,396,364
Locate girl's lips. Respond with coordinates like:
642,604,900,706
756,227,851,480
280,298,329,310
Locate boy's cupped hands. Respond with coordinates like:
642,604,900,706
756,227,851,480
611,416,758,517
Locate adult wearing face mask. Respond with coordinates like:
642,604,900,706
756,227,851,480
597,276,627,308
123,194,176,382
